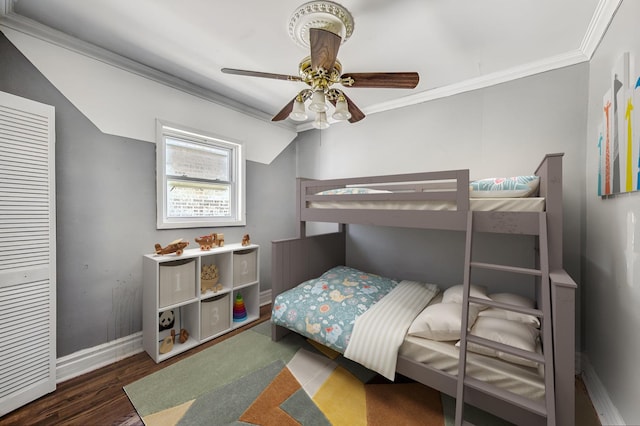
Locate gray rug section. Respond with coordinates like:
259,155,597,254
177,360,284,426
125,324,306,417
280,388,332,426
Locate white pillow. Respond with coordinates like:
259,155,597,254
408,303,480,341
442,284,491,309
478,293,540,328
459,316,540,368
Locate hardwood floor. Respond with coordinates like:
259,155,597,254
0,305,272,426
1,304,600,425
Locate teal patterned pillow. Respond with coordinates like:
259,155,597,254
469,175,540,198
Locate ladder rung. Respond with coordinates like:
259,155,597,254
466,335,545,365
463,376,548,417
470,262,541,276
468,297,543,318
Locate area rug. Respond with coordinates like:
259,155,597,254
124,321,509,425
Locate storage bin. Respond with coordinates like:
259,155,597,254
159,259,196,308
201,294,230,339
233,249,257,287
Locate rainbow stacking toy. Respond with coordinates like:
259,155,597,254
233,293,248,322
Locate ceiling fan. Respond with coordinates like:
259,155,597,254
221,1,419,129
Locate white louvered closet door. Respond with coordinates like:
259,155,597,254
0,91,56,416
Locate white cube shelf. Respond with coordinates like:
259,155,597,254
143,243,260,362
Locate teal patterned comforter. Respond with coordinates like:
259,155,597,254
271,266,399,353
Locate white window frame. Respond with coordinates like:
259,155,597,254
156,120,245,229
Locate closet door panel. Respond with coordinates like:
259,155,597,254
0,91,56,416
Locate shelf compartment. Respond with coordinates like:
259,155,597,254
159,258,197,308
231,288,258,328
200,252,233,294
201,294,230,340
233,248,258,287
157,302,200,360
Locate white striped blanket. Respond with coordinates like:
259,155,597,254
344,280,439,380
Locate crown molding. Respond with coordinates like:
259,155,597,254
0,10,297,133
579,0,623,59
367,49,590,116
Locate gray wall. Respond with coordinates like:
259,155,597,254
584,1,640,423
0,32,297,357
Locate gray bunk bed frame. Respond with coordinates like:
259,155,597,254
271,153,577,426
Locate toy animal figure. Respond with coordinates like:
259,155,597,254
155,239,189,256
241,234,251,246
195,233,217,250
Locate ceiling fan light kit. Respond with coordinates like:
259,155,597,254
221,1,419,129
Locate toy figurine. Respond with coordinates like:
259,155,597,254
195,233,217,250
241,234,251,246
201,264,222,293
155,239,189,256
216,233,225,247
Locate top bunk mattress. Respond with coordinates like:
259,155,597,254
308,197,545,212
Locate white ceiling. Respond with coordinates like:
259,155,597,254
5,0,609,126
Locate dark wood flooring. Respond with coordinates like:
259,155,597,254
1,304,600,425
0,305,272,426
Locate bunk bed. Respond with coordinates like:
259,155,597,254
270,153,576,426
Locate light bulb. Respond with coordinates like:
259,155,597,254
309,90,328,113
312,112,330,129
289,97,308,121
332,96,352,121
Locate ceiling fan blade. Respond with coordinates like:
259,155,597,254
341,72,419,89
341,93,365,123
271,97,296,122
221,68,301,82
310,28,341,71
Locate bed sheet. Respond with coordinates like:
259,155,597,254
271,266,398,353
308,197,545,212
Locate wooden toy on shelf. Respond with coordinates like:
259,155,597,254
159,329,176,354
201,264,223,294
195,233,218,250
179,328,189,344
154,239,189,256
195,233,225,250
241,234,251,246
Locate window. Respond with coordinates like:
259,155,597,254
156,121,245,228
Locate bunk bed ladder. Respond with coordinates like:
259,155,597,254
454,211,556,426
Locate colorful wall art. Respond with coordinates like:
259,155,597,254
598,52,640,196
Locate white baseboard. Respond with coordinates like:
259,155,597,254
260,289,271,306
56,290,273,383
56,332,144,383
579,352,626,425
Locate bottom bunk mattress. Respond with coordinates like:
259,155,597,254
271,265,545,400
399,336,544,400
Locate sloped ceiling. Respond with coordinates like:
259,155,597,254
4,1,618,122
